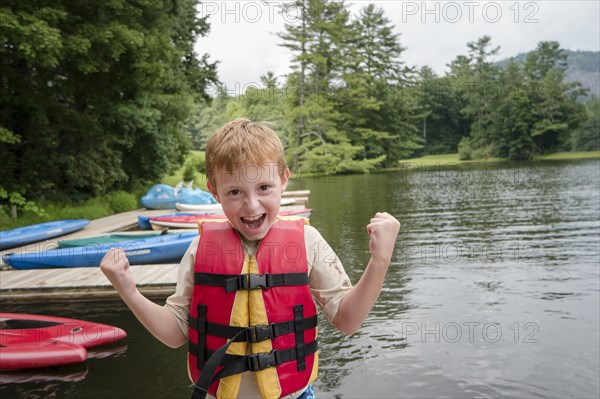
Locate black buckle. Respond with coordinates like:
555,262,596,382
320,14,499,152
241,273,269,290
246,351,276,372
245,324,274,343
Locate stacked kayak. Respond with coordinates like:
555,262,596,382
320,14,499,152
57,231,169,248
138,212,200,230
149,208,313,230
140,183,216,210
0,219,90,250
176,197,296,212
2,232,197,269
0,313,126,370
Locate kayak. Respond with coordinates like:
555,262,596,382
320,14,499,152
57,231,170,248
175,198,296,212
0,341,87,370
138,212,200,230
0,313,126,370
2,232,198,269
0,219,90,250
149,209,313,230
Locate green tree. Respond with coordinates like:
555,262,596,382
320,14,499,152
191,72,291,150
463,36,500,154
524,41,587,153
0,0,217,205
571,97,600,151
279,0,380,174
488,60,536,160
416,67,470,154
337,3,421,166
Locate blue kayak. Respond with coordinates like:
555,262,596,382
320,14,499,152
0,219,90,250
2,232,198,269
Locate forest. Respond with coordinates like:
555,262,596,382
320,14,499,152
1,0,598,209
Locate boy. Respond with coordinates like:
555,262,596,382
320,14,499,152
100,119,400,399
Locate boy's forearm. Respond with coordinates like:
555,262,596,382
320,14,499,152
121,289,187,349
333,256,389,335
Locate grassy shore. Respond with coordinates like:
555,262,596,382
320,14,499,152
535,151,600,161
387,150,599,171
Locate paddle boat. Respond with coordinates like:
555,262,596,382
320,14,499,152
140,182,216,210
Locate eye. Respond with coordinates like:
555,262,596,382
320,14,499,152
228,189,241,196
259,185,271,192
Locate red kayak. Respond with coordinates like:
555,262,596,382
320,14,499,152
0,341,87,370
0,313,127,370
149,208,313,229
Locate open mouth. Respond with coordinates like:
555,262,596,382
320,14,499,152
240,213,266,230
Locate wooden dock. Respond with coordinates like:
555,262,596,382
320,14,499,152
0,190,309,303
0,264,179,302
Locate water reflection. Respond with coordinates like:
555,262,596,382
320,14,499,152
0,364,88,385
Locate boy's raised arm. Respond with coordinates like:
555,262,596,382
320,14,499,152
332,212,400,335
100,248,187,348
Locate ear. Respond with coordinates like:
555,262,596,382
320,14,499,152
207,181,221,203
280,168,291,193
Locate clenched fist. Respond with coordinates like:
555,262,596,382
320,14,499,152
366,212,401,266
100,247,137,297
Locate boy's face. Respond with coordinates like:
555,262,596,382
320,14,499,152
207,161,290,241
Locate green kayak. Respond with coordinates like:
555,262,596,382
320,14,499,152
57,231,169,248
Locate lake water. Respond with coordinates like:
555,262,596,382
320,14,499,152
1,159,599,398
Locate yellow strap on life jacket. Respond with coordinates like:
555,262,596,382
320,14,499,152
249,255,282,398
216,253,282,399
215,253,248,398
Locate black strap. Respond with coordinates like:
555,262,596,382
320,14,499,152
188,315,318,345
195,272,309,293
192,341,319,399
212,340,318,381
294,305,306,371
190,339,319,398
191,328,244,399
192,305,207,368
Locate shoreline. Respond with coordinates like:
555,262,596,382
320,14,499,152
383,151,600,172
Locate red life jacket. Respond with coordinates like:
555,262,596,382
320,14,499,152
188,218,318,399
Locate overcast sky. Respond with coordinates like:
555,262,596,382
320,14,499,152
194,0,600,93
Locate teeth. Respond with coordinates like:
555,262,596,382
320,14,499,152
242,214,263,222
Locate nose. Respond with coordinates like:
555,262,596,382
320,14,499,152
243,193,261,212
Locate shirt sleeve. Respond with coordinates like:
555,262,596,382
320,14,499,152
304,225,353,323
164,235,198,338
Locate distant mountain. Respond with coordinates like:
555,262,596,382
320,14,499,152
496,50,599,99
